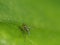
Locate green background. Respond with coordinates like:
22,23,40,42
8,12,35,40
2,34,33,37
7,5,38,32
0,0,60,45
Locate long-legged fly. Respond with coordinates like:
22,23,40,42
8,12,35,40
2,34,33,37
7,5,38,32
18,23,30,43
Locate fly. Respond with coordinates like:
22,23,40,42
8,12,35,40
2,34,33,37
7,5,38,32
18,23,30,44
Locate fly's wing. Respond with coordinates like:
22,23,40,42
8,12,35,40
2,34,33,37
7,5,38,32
28,30,30,36
26,26,30,36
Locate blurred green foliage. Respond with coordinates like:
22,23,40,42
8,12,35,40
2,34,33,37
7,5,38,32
0,0,60,45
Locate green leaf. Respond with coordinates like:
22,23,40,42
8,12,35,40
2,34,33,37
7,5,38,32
0,0,60,45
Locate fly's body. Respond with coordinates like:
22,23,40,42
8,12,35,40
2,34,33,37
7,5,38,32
19,23,30,35
22,24,30,32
